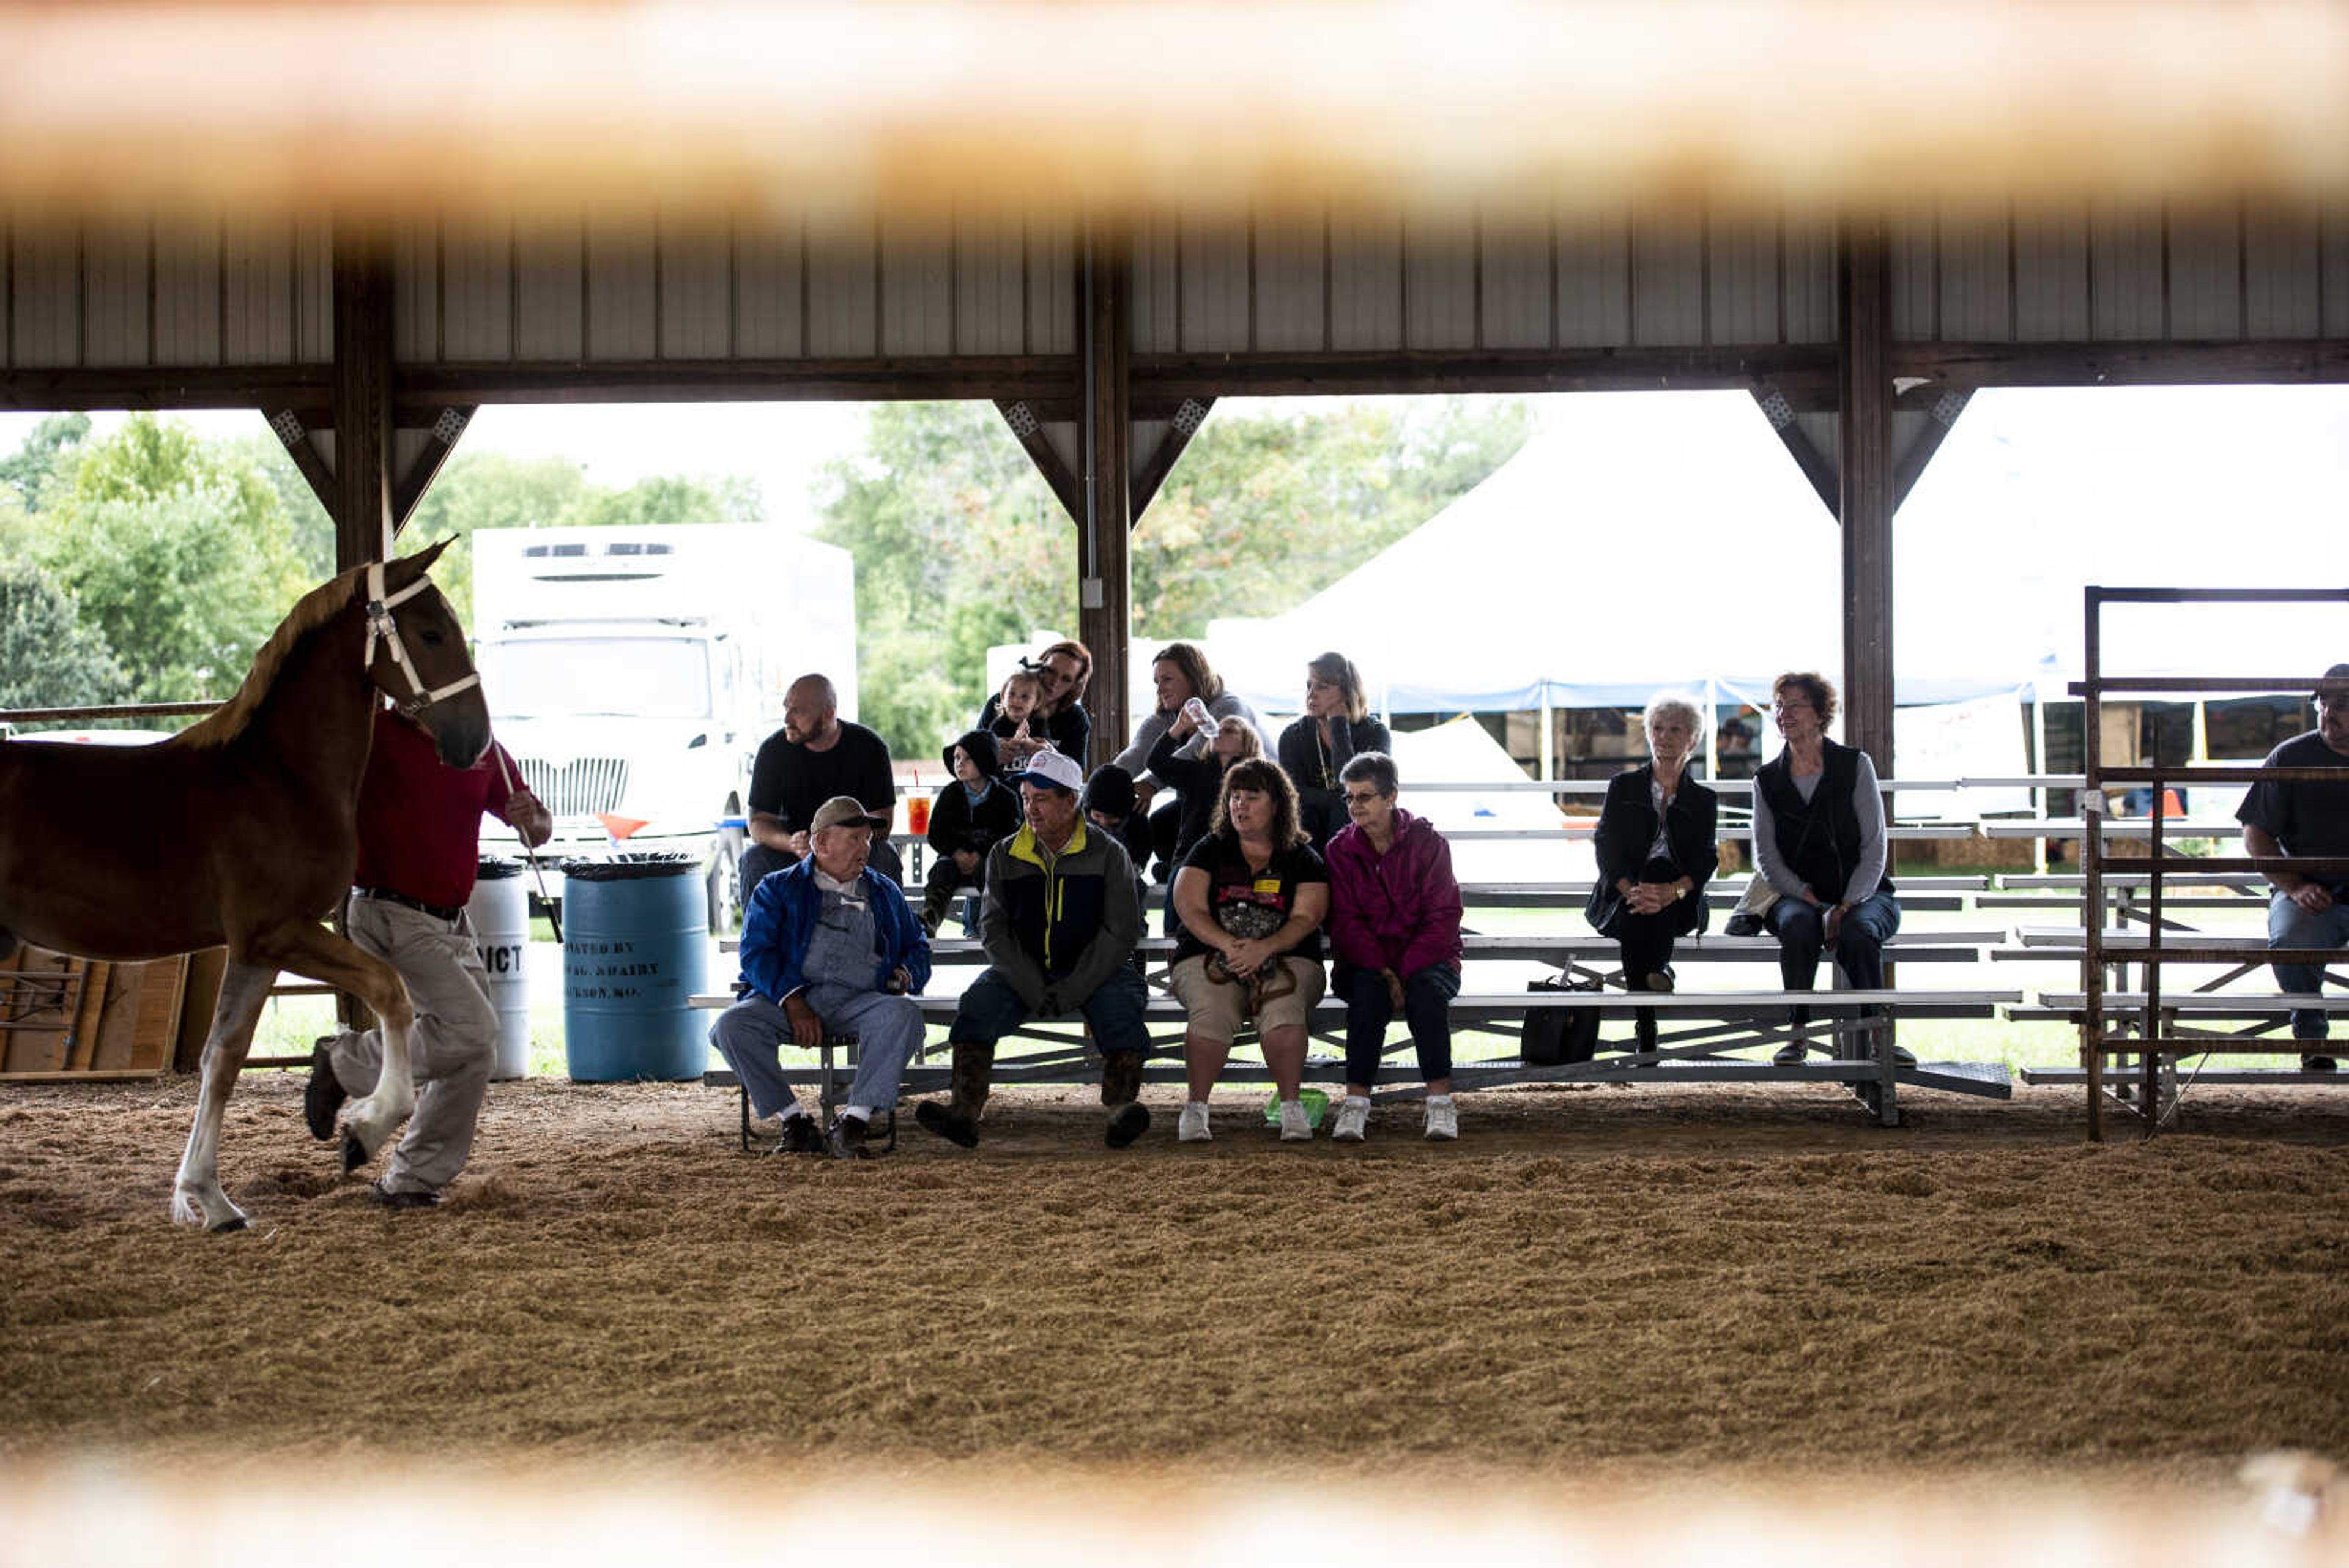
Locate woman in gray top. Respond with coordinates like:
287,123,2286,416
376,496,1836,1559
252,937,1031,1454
1750,671,1905,1066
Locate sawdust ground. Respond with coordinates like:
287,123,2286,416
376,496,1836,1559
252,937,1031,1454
2,1074,2345,1485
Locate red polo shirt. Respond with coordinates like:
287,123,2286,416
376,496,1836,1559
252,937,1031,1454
352,707,529,910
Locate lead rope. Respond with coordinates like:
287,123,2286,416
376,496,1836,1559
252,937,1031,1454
492,742,562,943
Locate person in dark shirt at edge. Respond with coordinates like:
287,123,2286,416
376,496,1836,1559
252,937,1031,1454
742,673,902,890
2236,662,2349,1071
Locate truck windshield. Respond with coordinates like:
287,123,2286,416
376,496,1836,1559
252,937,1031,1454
480,637,713,719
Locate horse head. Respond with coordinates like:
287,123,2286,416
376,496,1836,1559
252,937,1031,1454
366,539,492,768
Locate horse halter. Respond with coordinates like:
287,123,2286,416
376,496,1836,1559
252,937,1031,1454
362,561,481,719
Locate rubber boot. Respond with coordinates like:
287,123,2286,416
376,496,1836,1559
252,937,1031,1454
916,1040,993,1148
1102,1050,1151,1148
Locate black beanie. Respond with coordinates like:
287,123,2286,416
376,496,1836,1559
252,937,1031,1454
1082,763,1137,820
945,729,1002,779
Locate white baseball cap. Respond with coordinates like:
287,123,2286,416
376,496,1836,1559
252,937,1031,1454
1006,747,1084,794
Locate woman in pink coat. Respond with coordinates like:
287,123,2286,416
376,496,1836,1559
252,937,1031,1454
1321,751,1465,1143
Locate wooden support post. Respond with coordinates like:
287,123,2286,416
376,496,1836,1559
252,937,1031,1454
1837,220,1894,773
392,406,478,535
331,228,395,572
1753,385,1839,519
996,399,1083,524
265,408,338,518
1077,229,1133,767
1130,396,1213,518
1893,388,1970,511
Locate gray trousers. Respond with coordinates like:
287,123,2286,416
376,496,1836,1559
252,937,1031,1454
325,894,497,1195
709,987,924,1121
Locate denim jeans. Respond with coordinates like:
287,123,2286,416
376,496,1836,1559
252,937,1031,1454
1337,961,1461,1085
949,963,1151,1056
1768,890,1901,1026
2268,891,2349,1041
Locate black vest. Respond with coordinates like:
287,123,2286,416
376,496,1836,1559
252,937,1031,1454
1755,739,1892,902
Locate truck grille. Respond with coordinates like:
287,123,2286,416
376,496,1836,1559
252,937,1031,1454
516,756,630,817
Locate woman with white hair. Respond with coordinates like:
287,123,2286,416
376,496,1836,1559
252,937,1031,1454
1584,692,1718,1052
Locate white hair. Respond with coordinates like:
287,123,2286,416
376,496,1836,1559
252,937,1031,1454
1643,692,1702,735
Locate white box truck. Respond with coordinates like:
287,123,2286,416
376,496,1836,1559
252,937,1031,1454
470,523,857,924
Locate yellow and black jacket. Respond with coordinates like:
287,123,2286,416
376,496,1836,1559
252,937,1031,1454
978,819,1143,1009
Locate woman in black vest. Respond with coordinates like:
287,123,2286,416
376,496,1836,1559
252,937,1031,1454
1586,693,1717,1053
1751,672,1904,1066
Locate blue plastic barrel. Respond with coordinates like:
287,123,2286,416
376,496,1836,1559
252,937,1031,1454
560,853,708,1082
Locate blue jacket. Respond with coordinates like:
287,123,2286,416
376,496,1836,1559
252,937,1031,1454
738,858,932,1004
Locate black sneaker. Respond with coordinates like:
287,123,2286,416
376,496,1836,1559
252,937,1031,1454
1772,1041,1808,1067
774,1115,825,1155
368,1178,440,1210
915,1101,980,1148
2304,1054,2339,1073
1105,1101,1151,1149
303,1038,346,1142
826,1114,875,1161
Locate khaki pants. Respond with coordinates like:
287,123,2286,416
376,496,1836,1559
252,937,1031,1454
325,894,497,1195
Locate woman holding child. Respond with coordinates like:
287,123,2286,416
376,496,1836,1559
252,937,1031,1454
978,639,1093,767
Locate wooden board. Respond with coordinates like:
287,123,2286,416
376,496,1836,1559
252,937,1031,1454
0,943,186,1080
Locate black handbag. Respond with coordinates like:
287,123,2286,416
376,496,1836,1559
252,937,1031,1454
1522,974,1601,1065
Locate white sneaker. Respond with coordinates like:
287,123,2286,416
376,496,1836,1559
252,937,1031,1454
1423,1096,1459,1142
1277,1099,1314,1141
1330,1097,1370,1143
1177,1101,1212,1142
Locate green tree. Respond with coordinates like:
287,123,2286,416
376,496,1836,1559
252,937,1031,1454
1132,396,1532,636
226,428,336,579
0,555,126,715
0,412,91,511
811,396,1531,762
813,403,1072,759
32,414,310,704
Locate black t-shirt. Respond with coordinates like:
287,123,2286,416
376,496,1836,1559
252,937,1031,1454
2236,730,2349,885
1172,834,1329,964
748,721,897,832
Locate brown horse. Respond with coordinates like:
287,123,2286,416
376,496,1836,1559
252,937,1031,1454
0,541,489,1230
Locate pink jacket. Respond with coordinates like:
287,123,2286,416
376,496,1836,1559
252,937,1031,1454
1323,808,1464,978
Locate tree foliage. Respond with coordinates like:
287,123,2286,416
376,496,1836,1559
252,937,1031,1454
0,412,89,511
29,415,310,704
813,396,1531,762
813,403,1072,761
1132,397,1532,637
0,555,126,714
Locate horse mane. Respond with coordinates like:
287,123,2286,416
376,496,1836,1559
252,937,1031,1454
174,564,369,751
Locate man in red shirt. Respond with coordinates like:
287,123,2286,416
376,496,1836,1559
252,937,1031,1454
306,704,552,1207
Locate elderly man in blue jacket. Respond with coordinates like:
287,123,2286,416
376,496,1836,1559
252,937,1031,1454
710,795,932,1159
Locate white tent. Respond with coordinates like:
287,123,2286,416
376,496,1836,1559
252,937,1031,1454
1207,391,2040,718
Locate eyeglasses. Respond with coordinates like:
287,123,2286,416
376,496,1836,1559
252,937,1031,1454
1342,789,1388,805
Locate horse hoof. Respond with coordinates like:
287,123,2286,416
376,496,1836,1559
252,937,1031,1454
341,1127,369,1173
210,1214,250,1234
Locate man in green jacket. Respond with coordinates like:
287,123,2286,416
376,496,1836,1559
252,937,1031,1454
916,748,1153,1150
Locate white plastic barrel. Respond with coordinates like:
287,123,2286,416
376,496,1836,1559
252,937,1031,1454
469,858,532,1080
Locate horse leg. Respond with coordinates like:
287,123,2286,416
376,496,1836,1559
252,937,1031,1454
170,960,276,1231
251,921,417,1172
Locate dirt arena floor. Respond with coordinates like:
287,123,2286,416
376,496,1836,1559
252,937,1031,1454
3,1073,2347,1493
